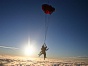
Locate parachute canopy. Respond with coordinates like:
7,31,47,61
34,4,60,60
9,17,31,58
42,4,55,14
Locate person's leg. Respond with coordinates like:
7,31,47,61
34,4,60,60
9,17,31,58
38,51,42,56
44,52,46,60
45,52,46,58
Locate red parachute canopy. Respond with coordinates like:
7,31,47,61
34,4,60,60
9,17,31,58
42,4,55,14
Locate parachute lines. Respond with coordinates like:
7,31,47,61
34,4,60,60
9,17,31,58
44,14,50,43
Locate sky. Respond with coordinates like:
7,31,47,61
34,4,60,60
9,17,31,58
0,0,88,58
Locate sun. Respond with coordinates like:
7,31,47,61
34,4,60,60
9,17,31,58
24,45,34,56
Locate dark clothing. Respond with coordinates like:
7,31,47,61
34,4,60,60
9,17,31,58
39,44,48,58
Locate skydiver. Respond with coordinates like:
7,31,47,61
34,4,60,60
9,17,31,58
38,43,49,58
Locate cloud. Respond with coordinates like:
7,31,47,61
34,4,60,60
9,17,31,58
0,46,19,50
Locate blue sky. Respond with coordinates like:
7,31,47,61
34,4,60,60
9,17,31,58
0,0,88,58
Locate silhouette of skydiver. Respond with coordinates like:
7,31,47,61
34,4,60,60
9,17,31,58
38,43,49,58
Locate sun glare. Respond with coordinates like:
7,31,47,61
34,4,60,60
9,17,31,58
24,45,35,56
